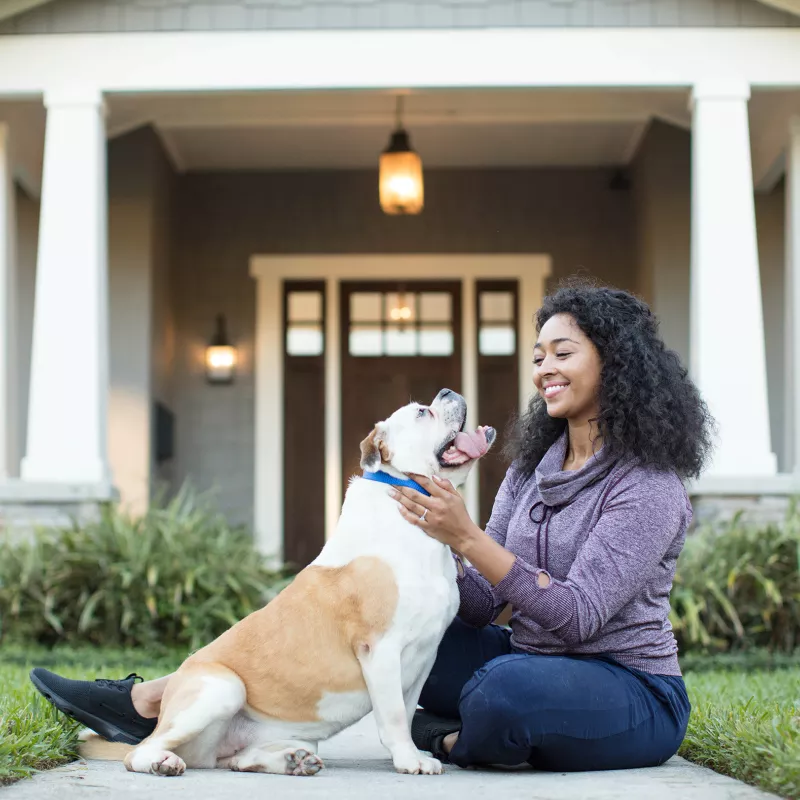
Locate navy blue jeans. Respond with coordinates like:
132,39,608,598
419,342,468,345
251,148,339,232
418,617,691,771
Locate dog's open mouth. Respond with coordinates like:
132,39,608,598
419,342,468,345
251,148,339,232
438,425,497,467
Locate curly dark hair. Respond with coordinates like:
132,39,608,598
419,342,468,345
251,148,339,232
505,279,716,480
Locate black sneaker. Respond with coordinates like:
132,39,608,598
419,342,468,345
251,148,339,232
29,668,158,745
411,709,461,761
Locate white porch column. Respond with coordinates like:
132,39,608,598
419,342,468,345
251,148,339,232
21,88,112,486
0,123,18,478
786,116,800,475
689,82,776,478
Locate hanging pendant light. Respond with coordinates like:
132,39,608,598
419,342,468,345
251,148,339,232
379,96,424,215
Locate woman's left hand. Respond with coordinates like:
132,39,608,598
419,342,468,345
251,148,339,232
389,475,477,552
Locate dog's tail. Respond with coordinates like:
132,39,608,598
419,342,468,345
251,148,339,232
77,729,135,762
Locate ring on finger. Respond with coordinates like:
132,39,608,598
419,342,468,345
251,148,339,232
420,509,428,522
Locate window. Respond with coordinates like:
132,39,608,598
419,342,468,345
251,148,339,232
478,290,516,356
348,290,454,357
286,289,324,356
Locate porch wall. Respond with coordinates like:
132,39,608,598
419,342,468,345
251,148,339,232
170,166,637,527
106,127,174,514
631,120,789,472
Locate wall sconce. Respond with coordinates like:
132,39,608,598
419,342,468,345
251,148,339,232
379,95,424,215
205,314,237,385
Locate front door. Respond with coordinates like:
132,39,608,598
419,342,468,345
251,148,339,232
340,281,462,487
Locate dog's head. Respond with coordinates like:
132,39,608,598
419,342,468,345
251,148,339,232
359,388,497,487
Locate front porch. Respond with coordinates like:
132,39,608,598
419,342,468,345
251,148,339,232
1,32,800,560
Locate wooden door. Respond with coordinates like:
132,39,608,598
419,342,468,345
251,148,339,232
340,282,462,488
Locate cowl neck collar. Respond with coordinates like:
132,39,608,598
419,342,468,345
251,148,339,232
535,432,615,507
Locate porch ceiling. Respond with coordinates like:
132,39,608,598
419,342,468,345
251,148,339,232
2,88,800,192
107,89,690,172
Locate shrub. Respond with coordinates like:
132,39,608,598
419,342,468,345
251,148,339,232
0,486,294,650
671,503,800,654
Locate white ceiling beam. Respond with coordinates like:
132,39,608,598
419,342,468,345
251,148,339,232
3,30,800,95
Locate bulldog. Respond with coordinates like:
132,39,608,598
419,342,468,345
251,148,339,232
84,388,495,777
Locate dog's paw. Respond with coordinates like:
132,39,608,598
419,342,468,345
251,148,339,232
393,751,444,775
150,752,186,777
285,749,324,777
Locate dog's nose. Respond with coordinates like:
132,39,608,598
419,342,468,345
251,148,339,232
436,388,454,399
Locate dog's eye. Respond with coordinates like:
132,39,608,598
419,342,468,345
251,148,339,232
417,407,427,418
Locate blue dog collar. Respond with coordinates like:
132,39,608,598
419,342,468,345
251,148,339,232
361,469,431,497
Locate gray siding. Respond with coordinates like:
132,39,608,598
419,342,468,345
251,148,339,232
1,0,798,34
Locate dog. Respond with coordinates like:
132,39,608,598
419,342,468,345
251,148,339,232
81,388,495,777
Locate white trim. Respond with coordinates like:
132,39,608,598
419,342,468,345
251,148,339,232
786,115,800,474
323,276,340,542
2,30,800,97
249,255,551,560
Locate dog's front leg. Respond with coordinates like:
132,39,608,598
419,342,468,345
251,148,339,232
357,641,443,775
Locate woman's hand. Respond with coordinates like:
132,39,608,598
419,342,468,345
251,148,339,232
389,475,479,553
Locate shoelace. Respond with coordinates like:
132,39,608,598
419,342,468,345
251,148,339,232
95,673,144,691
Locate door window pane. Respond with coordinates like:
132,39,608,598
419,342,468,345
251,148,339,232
349,326,382,356
288,291,322,323
350,293,382,323
420,292,452,323
385,293,415,323
479,291,513,322
287,324,323,356
419,326,453,356
479,325,515,356
385,327,416,356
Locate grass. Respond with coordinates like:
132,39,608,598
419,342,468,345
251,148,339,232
0,645,182,786
1,646,798,796
681,666,800,799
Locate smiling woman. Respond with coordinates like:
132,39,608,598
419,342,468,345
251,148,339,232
391,278,718,773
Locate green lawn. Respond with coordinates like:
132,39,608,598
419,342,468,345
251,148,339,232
681,667,799,799
0,646,182,785
1,647,798,796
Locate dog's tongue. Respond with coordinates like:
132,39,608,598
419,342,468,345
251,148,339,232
452,428,488,459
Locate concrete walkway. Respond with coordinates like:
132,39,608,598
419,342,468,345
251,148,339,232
3,714,778,800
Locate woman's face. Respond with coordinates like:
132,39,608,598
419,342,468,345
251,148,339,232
532,313,602,422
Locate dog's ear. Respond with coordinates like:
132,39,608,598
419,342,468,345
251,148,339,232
359,424,390,470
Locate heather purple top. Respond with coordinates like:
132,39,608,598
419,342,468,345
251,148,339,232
456,432,692,675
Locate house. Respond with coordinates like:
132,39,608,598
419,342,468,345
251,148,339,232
0,0,799,568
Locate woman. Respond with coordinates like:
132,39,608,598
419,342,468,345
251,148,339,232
30,283,714,772
391,282,714,770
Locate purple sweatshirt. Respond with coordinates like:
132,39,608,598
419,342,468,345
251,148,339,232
456,432,692,676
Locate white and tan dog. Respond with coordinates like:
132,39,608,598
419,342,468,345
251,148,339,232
84,388,495,777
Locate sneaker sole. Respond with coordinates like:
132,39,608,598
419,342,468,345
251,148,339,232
29,670,146,746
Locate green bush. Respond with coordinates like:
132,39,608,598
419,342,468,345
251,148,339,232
671,504,800,654
0,487,294,650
